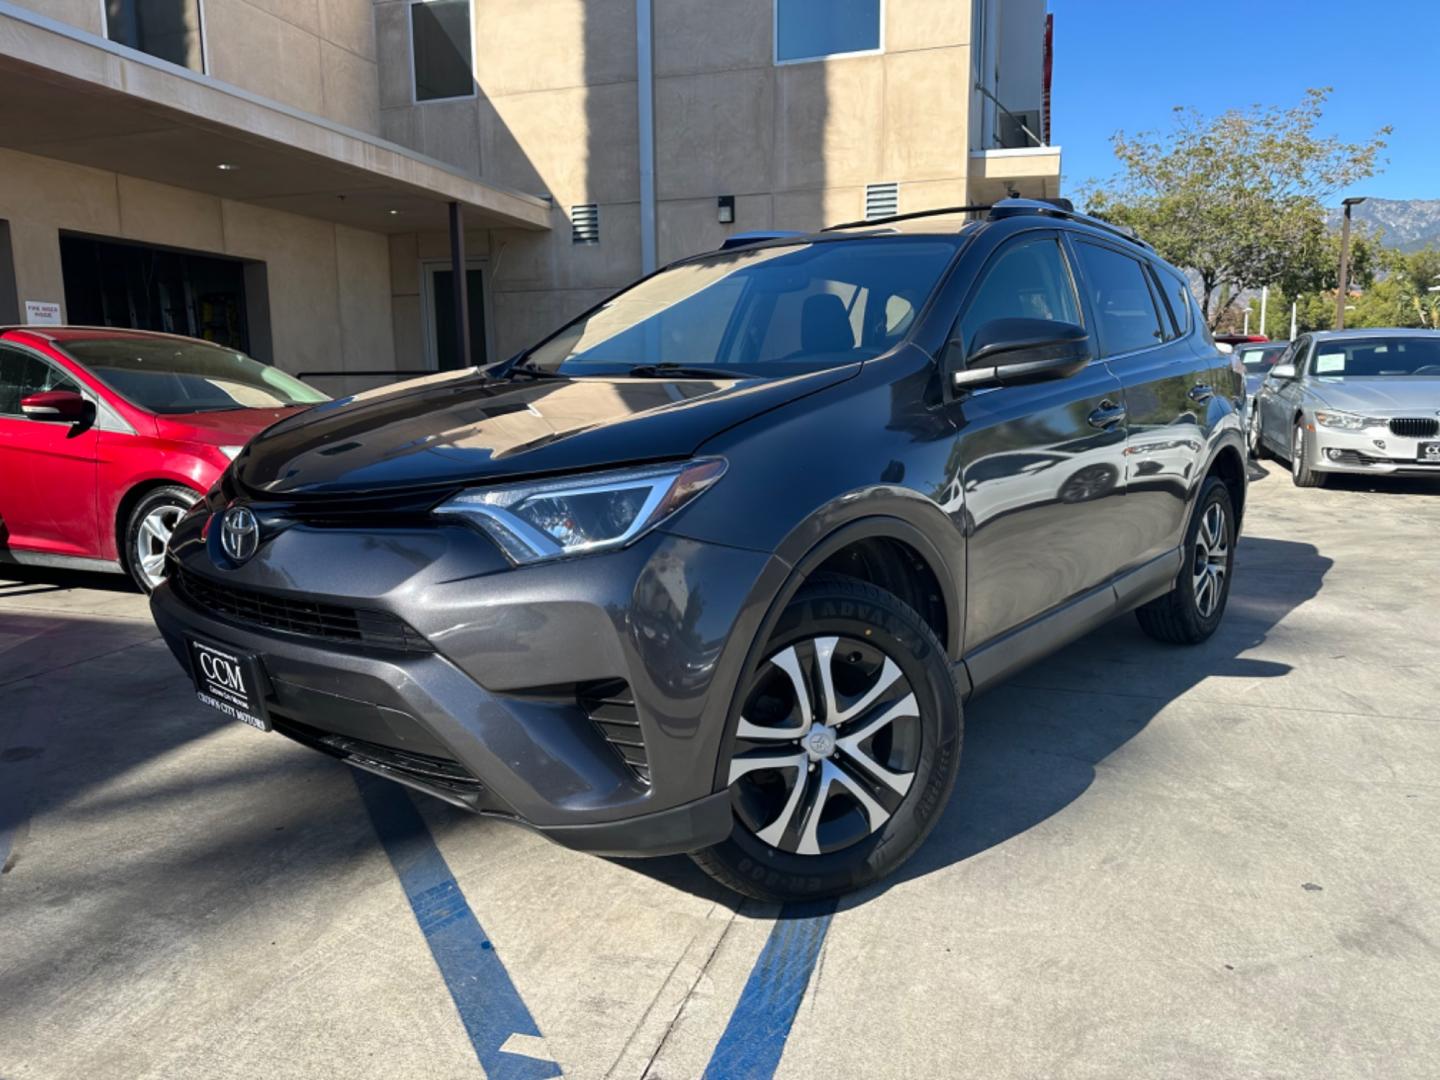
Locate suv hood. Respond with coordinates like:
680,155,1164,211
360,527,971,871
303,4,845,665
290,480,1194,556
236,366,855,496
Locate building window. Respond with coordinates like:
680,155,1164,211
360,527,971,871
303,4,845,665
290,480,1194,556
774,0,882,64
411,0,475,102
865,183,898,221
104,0,206,72
571,205,600,245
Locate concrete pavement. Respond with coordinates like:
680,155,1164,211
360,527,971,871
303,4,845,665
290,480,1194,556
2,462,1438,1079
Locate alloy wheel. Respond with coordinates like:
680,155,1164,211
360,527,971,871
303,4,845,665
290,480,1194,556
1191,501,1229,619
727,635,921,856
1292,426,1304,480
135,504,185,590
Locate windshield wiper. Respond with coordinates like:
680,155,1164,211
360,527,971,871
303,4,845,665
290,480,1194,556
623,363,752,380
498,361,564,380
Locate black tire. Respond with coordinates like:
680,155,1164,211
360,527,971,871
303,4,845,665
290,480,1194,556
1247,407,1269,461
1135,476,1235,645
121,485,198,594
1290,420,1327,488
691,576,963,902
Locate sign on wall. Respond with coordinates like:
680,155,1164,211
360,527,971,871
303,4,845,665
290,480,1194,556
24,300,61,325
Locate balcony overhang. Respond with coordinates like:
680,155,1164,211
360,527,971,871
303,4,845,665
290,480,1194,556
968,146,1064,202
0,2,550,235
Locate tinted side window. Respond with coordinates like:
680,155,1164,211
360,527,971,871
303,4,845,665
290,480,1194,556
1159,267,1195,337
0,348,80,417
960,236,1081,352
1073,242,1166,357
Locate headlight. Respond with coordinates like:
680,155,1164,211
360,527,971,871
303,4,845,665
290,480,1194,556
435,458,727,565
1313,411,1383,431
220,444,245,460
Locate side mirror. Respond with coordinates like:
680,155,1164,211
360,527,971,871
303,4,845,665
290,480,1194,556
947,319,1093,392
1268,363,1297,381
20,389,89,423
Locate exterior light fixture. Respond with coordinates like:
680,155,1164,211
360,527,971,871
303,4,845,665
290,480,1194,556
717,195,735,225
216,163,237,171
387,209,401,216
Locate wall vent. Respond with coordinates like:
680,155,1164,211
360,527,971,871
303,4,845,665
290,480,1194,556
571,204,600,244
865,183,899,221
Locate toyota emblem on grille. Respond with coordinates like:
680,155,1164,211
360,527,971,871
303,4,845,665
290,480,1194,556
219,505,259,563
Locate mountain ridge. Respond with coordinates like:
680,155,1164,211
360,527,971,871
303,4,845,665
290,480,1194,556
1329,197,1440,252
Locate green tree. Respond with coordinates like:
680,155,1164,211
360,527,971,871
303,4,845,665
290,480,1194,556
1080,89,1389,329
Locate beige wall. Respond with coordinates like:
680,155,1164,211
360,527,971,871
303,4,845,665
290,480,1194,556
0,147,395,379
375,0,986,362
18,0,382,134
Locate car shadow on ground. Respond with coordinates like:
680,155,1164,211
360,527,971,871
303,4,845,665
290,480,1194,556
1249,457,1440,495
0,564,138,595
615,533,1331,902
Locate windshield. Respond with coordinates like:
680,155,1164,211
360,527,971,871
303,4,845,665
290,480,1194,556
1309,337,1440,378
1236,344,1287,371
62,338,330,413
522,237,959,377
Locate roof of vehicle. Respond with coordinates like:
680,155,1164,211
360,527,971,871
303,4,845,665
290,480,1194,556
1307,328,1440,341
709,198,1158,258
0,326,221,345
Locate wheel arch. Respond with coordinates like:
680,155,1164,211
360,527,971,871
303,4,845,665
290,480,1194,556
114,477,204,560
1205,441,1247,530
707,501,964,792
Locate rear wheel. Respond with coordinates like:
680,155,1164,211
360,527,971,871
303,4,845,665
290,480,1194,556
1291,421,1327,488
692,576,963,902
1135,476,1235,645
122,486,198,593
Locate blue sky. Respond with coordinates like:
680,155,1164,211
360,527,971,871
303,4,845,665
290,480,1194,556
1050,1,1440,202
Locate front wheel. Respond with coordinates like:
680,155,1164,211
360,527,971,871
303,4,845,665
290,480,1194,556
691,576,963,902
1247,406,1268,460
1291,421,1328,488
122,486,198,593
1135,475,1235,645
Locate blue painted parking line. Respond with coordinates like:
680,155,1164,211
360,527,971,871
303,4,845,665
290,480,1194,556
353,771,561,1079
702,899,837,1080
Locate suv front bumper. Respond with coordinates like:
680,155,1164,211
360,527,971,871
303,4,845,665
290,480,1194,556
151,513,786,857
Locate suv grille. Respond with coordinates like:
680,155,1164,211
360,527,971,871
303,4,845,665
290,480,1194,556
579,680,650,784
1389,417,1439,438
172,567,432,653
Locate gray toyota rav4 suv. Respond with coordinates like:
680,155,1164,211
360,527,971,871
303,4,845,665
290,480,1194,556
152,199,1246,901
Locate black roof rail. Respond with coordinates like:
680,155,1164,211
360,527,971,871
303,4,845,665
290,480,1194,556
819,197,1154,252
986,197,1154,251
821,205,993,232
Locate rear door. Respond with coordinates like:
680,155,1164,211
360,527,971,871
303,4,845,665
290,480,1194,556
946,229,1130,652
1067,240,1211,568
0,345,101,558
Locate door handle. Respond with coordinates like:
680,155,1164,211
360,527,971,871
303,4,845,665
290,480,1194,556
1188,384,1214,403
1087,400,1127,429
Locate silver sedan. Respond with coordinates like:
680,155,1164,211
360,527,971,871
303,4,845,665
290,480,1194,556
1250,329,1440,487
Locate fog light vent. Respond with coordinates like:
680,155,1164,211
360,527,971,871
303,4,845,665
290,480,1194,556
578,679,649,785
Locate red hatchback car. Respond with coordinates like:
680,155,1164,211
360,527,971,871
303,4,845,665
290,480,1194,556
0,327,327,591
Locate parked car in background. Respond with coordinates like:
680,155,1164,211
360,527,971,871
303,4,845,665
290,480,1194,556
1235,340,1289,410
1250,329,1440,485
151,199,1246,902
0,328,328,591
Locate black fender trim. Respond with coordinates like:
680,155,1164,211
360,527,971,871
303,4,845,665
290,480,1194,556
707,508,964,792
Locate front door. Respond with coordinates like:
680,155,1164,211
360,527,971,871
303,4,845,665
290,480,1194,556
1260,336,1309,453
944,231,1130,652
423,260,490,370
0,346,100,558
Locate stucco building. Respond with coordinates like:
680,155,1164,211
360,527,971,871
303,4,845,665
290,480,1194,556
0,0,1060,390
